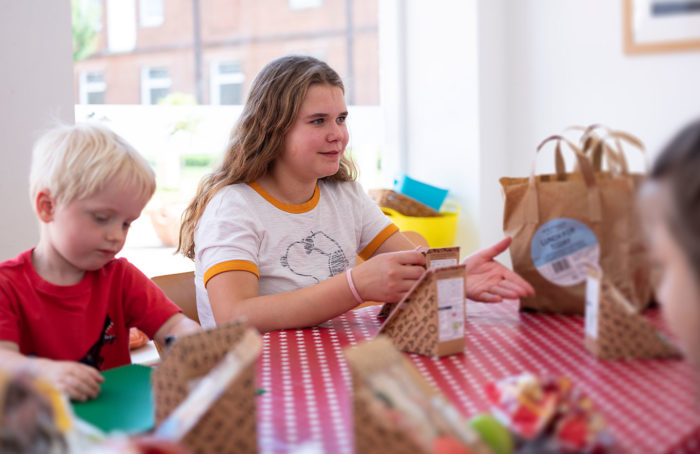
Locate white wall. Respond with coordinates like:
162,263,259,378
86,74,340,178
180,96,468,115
503,0,700,180
0,1,75,259
392,0,700,259
398,0,482,255
476,0,509,254
476,0,700,255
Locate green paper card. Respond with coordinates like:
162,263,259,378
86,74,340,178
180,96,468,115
71,364,154,434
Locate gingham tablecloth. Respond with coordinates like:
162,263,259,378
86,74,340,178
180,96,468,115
256,301,700,454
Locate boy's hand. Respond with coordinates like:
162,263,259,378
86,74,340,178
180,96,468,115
353,250,426,303
464,237,535,302
34,359,104,402
153,313,202,348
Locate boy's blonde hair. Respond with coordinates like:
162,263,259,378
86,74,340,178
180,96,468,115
177,55,357,259
29,123,156,206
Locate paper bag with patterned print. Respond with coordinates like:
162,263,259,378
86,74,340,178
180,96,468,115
345,336,492,454
378,247,460,318
584,267,680,360
379,264,466,357
152,320,261,454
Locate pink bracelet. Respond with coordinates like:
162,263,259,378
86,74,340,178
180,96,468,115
346,268,363,305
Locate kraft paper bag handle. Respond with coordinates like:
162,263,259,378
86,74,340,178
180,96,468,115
581,124,648,174
606,129,648,172
534,135,598,186
534,129,569,179
591,137,626,174
584,133,625,173
567,125,625,174
523,135,602,225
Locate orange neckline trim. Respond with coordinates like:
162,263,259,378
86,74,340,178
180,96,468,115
248,181,320,214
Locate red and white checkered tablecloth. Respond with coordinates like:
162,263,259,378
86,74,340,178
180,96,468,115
256,301,700,454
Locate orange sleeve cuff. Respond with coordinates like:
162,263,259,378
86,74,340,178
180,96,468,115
203,260,259,286
358,223,399,261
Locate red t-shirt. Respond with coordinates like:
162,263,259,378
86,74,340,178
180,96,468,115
0,249,180,370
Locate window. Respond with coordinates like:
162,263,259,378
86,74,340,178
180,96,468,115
79,0,102,31
141,67,170,104
79,70,106,104
210,61,244,105
139,0,164,27
72,0,381,273
289,0,322,10
106,0,136,52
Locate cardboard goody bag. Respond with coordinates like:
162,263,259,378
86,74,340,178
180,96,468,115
379,264,466,357
151,320,261,454
378,247,460,318
344,336,491,454
501,135,642,314
584,267,681,360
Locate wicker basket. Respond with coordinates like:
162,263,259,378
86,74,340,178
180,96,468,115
368,189,441,217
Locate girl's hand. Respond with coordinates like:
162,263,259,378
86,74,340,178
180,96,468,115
464,237,535,302
34,359,104,401
353,250,426,303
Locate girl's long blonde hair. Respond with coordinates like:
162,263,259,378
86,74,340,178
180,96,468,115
178,55,357,259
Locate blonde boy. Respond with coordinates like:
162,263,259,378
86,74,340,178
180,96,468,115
0,123,200,401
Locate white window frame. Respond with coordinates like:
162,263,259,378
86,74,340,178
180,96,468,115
209,60,245,105
140,66,171,105
289,0,322,10
79,70,106,104
139,0,164,28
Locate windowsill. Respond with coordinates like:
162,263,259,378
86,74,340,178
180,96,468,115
118,215,194,278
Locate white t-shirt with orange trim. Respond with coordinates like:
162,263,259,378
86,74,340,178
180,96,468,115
194,179,398,328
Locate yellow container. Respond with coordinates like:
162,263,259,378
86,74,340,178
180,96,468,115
381,201,460,248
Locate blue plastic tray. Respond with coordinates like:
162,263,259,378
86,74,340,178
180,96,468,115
393,173,448,211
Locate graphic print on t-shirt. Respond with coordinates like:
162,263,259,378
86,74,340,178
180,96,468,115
79,315,116,369
280,231,349,283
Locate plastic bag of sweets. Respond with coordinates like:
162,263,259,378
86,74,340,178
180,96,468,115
485,373,613,453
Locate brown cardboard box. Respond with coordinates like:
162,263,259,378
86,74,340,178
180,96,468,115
379,264,466,357
152,320,261,454
584,267,681,360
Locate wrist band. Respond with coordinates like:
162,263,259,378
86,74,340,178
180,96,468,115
346,268,363,305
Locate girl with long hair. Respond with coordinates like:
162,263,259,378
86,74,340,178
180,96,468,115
178,55,533,332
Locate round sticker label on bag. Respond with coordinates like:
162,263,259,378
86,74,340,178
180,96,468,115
531,218,599,287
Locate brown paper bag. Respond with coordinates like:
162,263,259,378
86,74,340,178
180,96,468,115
152,320,261,454
501,135,638,314
584,267,680,360
379,264,466,357
578,125,653,310
344,336,491,454
378,247,460,317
